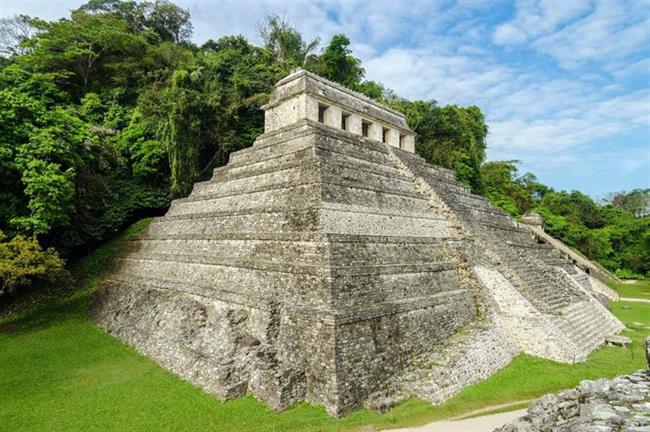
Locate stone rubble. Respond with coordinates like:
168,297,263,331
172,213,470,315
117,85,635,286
496,338,650,432
495,370,650,432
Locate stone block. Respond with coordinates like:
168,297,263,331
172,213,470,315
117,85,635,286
400,134,415,153
385,128,400,147
346,114,362,135
323,105,342,128
368,122,383,141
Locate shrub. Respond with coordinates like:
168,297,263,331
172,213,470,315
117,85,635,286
0,231,69,297
614,268,646,280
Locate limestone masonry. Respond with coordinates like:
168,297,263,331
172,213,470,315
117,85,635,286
90,69,625,417
496,369,650,432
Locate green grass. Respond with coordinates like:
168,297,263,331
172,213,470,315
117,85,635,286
1,219,649,432
609,279,650,299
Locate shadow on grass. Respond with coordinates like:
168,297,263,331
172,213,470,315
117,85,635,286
0,218,153,335
1,290,89,334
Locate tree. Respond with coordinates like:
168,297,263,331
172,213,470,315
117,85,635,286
259,15,319,65
78,0,193,42
20,11,148,100
481,161,533,216
603,189,650,217
0,15,35,57
387,98,488,193
0,230,69,297
140,35,289,197
308,34,365,88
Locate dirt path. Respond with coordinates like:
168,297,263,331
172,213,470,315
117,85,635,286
446,400,532,420
385,408,527,432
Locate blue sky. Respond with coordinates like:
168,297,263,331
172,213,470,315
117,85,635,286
2,0,649,198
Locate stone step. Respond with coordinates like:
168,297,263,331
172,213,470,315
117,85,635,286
123,237,451,268
449,201,501,215
123,238,328,266
321,181,433,212
137,230,455,245
168,183,322,218
110,256,330,306
149,208,322,236
189,171,427,210
115,251,458,278
183,177,445,222
450,193,496,210
107,265,473,322
320,165,422,197
508,242,555,252
318,149,410,180
194,162,319,197
213,147,316,182
463,215,516,230
559,302,621,352
408,160,457,182
219,142,412,192
533,286,569,299
568,314,604,339
151,204,453,240
227,132,315,167
438,182,471,195
215,144,411,188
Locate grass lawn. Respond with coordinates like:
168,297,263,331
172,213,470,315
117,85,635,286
1,219,648,432
609,279,650,300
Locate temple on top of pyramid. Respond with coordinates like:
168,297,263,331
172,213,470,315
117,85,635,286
263,68,416,152
90,69,624,417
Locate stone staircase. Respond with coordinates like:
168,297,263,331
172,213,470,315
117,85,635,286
368,321,517,408
558,300,626,360
390,147,623,365
391,149,585,311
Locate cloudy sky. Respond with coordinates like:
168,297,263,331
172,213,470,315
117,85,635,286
2,0,649,198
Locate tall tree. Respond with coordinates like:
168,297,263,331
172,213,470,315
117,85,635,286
259,15,319,65
140,35,289,197
308,34,365,88
78,0,193,42
0,15,35,57
387,98,488,193
20,11,148,100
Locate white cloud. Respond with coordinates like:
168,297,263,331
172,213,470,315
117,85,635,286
363,44,649,179
493,23,528,45
533,1,650,69
492,0,593,45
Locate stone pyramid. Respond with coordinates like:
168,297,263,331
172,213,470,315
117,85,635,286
91,69,624,416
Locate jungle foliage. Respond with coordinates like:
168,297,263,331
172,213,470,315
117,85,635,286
0,1,646,298
481,161,649,278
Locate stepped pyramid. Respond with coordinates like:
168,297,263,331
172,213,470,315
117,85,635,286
91,69,624,416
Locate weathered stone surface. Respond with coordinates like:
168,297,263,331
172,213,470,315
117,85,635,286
90,70,625,417
606,335,633,347
520,212,543,227
495,370,650,432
